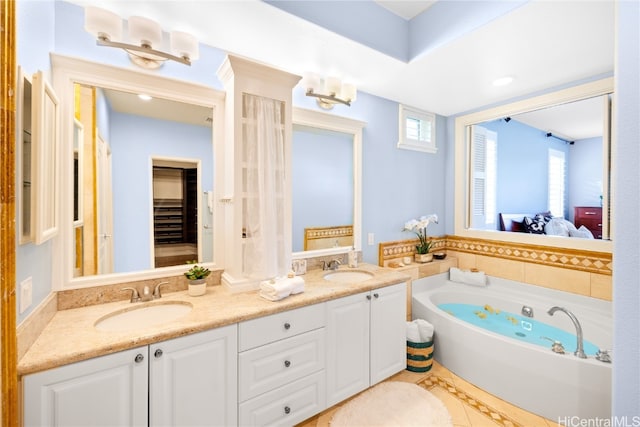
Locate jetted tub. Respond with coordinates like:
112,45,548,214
412,273,612,422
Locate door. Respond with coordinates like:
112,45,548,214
23,347,148,427
325,291,370,407
370,282,407,385
149,325,238,427
96,134,114,274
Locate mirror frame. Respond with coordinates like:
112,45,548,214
454,77,613,253
51,54,225,289
291,107,366,259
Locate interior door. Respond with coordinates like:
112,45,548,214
96,134,114,274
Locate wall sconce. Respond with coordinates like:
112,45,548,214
84,6,199,69
302,72,357,110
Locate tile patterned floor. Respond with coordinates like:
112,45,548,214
297,361,562,427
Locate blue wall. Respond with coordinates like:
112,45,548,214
292,128,353,252
482,118,570,221
569,136,603,213
109,112,212,273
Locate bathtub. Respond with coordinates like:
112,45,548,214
412,273,612,422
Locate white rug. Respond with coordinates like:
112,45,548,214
330,381,453,427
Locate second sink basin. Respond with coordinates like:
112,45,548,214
324,270,374,283
95,301,193,332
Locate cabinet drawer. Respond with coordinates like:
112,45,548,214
575,207,602,219
239,303,325,351
239,328,325,401
238,371,326,427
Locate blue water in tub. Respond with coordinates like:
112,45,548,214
438,303,600,355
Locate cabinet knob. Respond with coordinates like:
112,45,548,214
284,406,291,415
366,295,371,300
284,322,291,330
284,360,291,368
154,349,163,358
373,293,379,299
134,354,145,363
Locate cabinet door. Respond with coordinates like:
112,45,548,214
149,325,238,427
325,291,370,407
23,347,148,427
370,282,407,385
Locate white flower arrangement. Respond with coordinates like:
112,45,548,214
403,214,438,254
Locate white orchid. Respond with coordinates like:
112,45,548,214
402,214,438,254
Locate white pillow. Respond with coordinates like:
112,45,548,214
544,217,570,236
569,225,595,239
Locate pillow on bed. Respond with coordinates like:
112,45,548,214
570,225,595,239
544,218,571,236
523,215,546,234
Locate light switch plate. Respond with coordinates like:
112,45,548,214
20,277,33,314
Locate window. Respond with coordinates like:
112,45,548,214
397,105,437,153
548,148,566,217
470,125,497,229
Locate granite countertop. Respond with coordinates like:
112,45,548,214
18,264,410,376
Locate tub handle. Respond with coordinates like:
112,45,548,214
596,349,612,363
541,336,565,354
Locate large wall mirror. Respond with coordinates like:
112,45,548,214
291,108,365,259
52,55,224,288
454,78,613,252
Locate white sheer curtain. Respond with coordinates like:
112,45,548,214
242,93,289,278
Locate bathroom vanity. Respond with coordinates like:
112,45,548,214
19,264,409,426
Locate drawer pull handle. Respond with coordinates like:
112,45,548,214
284,360,291,368
373,293,379,299
284,406,291,415
284,322,291,330
585,212,596,215
154,349,163,358
366,295,371,300
134,354,145,363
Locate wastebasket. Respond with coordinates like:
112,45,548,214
406,319,434,373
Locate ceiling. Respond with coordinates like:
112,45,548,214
78,0,614,138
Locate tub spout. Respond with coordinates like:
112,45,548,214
547,306,587,359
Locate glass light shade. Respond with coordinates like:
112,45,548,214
324,76,342,96
302,72,322,93
342,83,357,102
128,16,163,48
85,6,122,42
170,31,199,60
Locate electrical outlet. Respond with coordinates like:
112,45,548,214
368,233,375,245
20,277,33,314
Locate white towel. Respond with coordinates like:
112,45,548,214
406,319,434,342
449,267,487,287
259,276,305,301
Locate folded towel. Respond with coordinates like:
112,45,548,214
259,276,305,301
406,319,434,342
449,267,487,286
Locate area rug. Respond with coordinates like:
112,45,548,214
330,381,452,427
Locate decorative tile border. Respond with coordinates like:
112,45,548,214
445,235,612,275
379,236,612,275
421,375,524,427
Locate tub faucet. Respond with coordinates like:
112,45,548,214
547,306,587,359
521,305,534,317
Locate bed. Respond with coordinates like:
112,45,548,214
499,212,594,238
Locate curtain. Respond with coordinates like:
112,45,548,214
242,93,289,278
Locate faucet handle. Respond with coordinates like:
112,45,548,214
153,281,170,299
596,349,612,363
122,287,140,303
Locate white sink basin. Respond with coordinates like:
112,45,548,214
95,301,193,332
323,270,374,283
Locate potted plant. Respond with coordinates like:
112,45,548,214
403,214,438,263
184,262,211,296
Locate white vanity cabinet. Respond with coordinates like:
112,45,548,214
238,303,326,426
325,282,407,407
23,325,237,427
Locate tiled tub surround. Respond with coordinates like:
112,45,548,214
412,273,612,421
18,263,409,376
379,235,612,301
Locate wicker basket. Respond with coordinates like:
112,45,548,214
406,340,434,372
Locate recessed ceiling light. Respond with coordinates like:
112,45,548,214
492,76,514,87
138,94,152,101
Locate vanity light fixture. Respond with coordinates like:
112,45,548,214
84,6,199,70
302,72,357,110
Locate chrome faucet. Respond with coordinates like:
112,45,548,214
322,259,342,271
547,306,587,358
122,281,170,303
521,305,534,317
